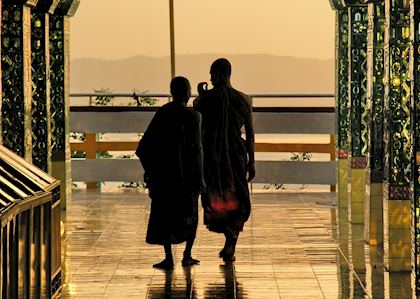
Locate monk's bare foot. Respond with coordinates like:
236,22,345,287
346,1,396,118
153,259,174,270
182,257,200,266
223,255,236,262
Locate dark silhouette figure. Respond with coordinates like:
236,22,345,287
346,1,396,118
194,58,255,262
136,76,205,270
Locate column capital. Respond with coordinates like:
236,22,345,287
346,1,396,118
3,0,39,7
329,0,346,10
330,0,372,10
55,0,79,17
34,0,60,14
343,0,369,6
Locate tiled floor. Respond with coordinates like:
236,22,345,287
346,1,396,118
61,190,414,298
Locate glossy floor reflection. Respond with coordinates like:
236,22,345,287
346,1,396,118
61,190,414,298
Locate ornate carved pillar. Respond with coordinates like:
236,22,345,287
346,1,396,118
383,0,412,272
31,2,61,297
410,0,420,292
0,1,2,146
331,0,351,210
50,0,78,209
347,2,369,224
31,0,59,173
366,0,385,245
1,0,38,161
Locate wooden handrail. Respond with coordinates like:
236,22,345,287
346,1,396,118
71,141,139,152
71,140,334,154
0,145,62,298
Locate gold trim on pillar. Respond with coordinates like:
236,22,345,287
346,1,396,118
349,157,367,224
338,158,349,209
383,183,412,272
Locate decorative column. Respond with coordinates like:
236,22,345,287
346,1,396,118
383,0,412,272
410,0,420,293
1,0,38,161
366,0,386,245
0,1,2,146
366,245,385,297
336,208,351,298
347,2,369,224
31,0,60,174
349,223,367,289
330,0,351,210
50,0,78,209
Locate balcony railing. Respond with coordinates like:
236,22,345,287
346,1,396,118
69,93,336,190
0,146,62,298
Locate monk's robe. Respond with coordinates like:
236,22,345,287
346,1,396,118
136,101,204,245
194,86,254,233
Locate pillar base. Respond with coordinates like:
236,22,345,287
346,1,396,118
350,223,366,272
383,184,412,272
52,159,71,210
350,167,366,224
368,183,384,246
338,158,349,209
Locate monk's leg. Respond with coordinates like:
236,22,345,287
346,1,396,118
184,238,194,258
153,243,174,269
182,230,200,266
220,231,230,258
182,193,200,266
222,228,239,262
164,243,173,262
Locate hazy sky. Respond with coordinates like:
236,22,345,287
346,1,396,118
70,0,335,60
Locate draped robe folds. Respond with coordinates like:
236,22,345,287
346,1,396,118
194,86,254,233
136,102,204,245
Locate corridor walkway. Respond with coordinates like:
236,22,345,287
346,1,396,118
61,190,413,298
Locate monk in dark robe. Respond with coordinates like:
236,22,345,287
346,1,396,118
194,58,255,262
136,76,205,270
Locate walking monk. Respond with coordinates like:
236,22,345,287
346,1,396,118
136,76,205,270
194,58,256,262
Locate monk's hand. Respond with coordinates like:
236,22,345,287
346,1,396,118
247,162,256,182
197,82,208,96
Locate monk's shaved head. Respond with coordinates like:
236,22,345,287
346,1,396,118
210,58,231,77
170,76,191,103
210,58,232,87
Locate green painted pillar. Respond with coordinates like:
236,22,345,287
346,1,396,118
1,0,38,161
31,0,60,174
366,0,385,245
383,0,412,272
410,0,420,293
50,0,78,210
0,0,2,146
347,3,369,224
332,1,351,210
